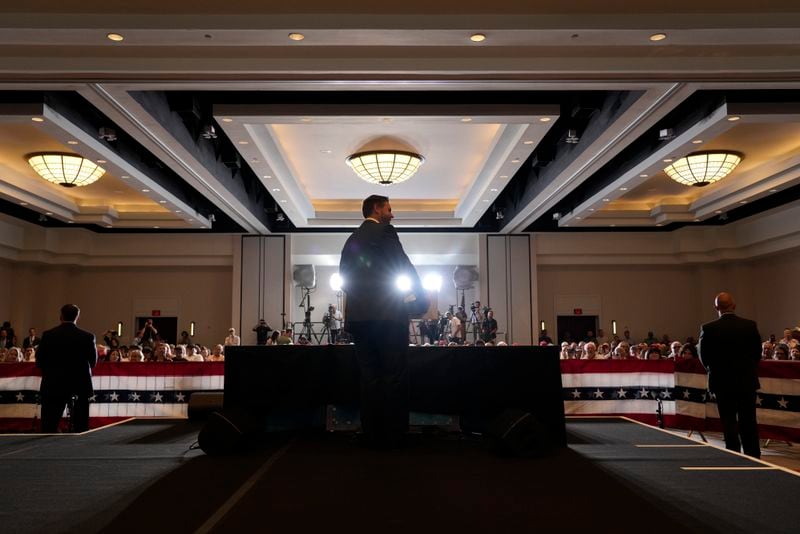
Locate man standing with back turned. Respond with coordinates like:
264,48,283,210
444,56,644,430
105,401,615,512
698,292,762,458
340,195,423,449
36,304,98,433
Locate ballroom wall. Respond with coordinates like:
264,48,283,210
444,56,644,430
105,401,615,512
1,201,799,346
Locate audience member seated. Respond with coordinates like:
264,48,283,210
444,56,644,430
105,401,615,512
4,347,22,363
778,329,794,347
645,345,662,360
762,341,774,360
277,329,293,345
224,328,241,346
266,330,280,345
629,345,641,359
199,346,210,360
128,347,145,362
790,346,800,361
679,343,699,359
668,341,682,359
611,345,627,360
207,344,225,362
559,342,570,359
296,335,311,345
580,342,601,360
108,349,121,362
186,345,204,361
172,345,188,362
23,347,35,362
773,343,790,360
153,342,172,362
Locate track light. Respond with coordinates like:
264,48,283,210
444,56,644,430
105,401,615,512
276,212,286,222
658,128,675,141
496,209,504,220
565,129,580,144
552,212,562,221
99,127,117,142
208,214,216,223
201,124,217,140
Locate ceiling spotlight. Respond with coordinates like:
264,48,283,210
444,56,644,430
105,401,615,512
692,139,703,144
664,151,743,187
200,124,217,139
649,33,667,42
728,116,741,122
565,129,580,144
288,33,305,41
99,127,117,142
276,212,286,222
208,214,216,223
31,117,44,122
470,33,486,42
496,209,504,220
552,212,562,221
658,128,675,141
523,140,534,145
346,150,424,186
28,153,106,188
38,214,47,222
539,117,551,122
107,33,124,42
461,117,473,122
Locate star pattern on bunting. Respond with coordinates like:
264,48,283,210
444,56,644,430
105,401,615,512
129,392,140,402
682,389,692,400
660,390,672,399
109,392,119,402
89,394,97,403
151,392,163,403
175,392,186,402
616,388,627,399
593,389,604,399
15,392,24,402
638,387,649,399
756,395,763,406
777,397,789,409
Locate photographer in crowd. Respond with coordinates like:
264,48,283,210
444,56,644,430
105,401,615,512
137,319,158,349
252,319,272,345
323,304,343,344
481,308,498,343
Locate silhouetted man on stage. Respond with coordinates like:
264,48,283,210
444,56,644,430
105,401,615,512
36,304,98,433
698,292,762,458
340,195,423,449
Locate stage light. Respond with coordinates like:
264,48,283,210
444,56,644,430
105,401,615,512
330,273,343,291
395,275,412,292
422,273,442,292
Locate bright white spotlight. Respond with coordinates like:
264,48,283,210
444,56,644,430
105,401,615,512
395,275,412,293
422,273,442,292
330,273,343,291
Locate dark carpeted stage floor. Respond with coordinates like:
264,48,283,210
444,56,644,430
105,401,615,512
1,418,797,533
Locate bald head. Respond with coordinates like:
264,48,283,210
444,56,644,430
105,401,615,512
714,292,736,315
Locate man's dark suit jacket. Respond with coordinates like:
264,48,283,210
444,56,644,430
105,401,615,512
339,220,421,324
36,322,98,397
698,313,761,393
22,336,41,350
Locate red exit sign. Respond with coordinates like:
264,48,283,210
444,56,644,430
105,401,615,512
152,310,161,317
573,308,583,315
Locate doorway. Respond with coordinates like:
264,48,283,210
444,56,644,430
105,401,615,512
135,316,178,345
556,315,599,345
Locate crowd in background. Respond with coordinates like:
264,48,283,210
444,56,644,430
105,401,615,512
551,326,800,362
2,318,799,363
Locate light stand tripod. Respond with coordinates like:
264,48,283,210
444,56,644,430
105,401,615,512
298,286,317,343
468,306,480,343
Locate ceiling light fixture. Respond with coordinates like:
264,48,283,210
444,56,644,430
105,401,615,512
539,117,551,122
728,116,741,122
649,33,667,41
663,151,742,187
470,33,486,42
107,33,124,42
565,129,580,144
461,117,473,122
27,153,106,188
31,117,44,122
288,33,305,41
346,150,424,186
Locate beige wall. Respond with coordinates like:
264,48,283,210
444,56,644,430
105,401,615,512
4,262,232,347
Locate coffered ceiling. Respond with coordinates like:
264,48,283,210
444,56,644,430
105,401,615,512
0,2,799,234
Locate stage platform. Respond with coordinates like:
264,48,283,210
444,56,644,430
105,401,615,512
1,417,798,533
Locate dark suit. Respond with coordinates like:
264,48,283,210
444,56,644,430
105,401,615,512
340,220,420,446
36,322,98,432
698,312,762,457
23,336,41,350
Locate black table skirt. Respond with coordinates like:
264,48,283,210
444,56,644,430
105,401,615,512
224,345,565,445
